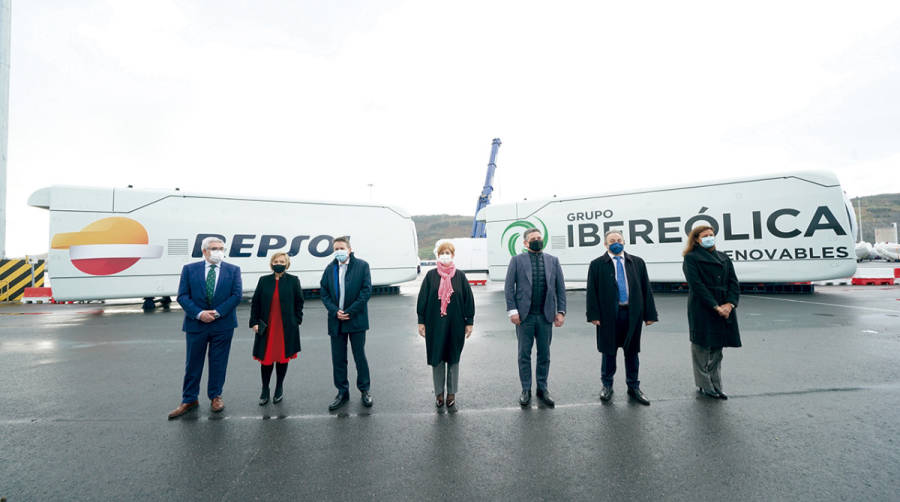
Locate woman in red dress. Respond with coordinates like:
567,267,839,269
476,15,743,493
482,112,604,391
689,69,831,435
250,252,304,405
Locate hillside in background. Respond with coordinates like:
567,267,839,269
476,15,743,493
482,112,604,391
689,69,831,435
851,193,900,242
412,215,472,259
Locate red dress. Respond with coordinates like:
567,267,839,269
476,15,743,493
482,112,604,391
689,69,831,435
256,279,297,365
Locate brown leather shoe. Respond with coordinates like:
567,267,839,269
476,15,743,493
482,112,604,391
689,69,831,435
211,396,225,413
168,401,198,420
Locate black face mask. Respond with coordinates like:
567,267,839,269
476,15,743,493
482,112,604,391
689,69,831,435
528,239,544,252
272,264,286,274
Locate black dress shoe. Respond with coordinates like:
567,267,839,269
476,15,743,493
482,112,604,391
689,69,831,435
519,390,532,407
599,386,614,402
361,391,373,407
328,393,349,411
627,387,651,405
714,389,728,400
536,390,555,408
697,387,721,399
259,388,270,406
273,386,284,404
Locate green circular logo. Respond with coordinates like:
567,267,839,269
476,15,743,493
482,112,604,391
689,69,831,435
500,217,548,257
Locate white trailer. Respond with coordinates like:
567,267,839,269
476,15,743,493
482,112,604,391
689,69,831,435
28,186,419,301
873,242,900,262
432,237,489,273
478,171,858,283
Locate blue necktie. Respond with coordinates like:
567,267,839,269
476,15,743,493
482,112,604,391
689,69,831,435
614,256,628,304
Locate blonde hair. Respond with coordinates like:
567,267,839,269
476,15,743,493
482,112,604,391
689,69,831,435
434,241,456,257
269,252,291,270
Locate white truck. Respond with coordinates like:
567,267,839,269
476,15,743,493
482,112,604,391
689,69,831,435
478,171,858,284
29,186,420,302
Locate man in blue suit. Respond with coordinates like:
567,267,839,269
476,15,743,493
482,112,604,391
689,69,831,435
168,237,243,419
505,228,567,408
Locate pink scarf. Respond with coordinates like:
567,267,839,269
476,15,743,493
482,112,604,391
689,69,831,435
436,261,456,316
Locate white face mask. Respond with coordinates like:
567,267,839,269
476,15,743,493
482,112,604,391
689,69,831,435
438,253,453,264
208,250,225,264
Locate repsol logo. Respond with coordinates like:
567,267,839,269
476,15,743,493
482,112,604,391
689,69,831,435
191,234,338,258
566,206,847,247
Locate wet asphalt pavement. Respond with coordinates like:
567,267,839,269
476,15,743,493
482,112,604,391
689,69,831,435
2,280,900,501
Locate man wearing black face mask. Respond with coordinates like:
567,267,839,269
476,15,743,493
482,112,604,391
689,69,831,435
504,228,567,408
586,230,658,405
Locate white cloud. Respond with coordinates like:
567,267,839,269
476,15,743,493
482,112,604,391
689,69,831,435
3,0,900,255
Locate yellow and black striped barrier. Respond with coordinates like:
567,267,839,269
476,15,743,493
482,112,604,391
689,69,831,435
0,258,46,302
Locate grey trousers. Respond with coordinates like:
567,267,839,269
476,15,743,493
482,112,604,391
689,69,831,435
517,313,552,392
432,362,459,395
691,343,724,392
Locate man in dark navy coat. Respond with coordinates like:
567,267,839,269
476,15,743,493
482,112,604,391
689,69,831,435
320,236,373,411
169,237,243,419
586,230,658,405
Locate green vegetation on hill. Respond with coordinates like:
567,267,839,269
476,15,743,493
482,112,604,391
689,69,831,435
851,193,900,242
412,215,472,259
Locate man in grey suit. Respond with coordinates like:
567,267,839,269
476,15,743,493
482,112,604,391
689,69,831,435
505,228,567,408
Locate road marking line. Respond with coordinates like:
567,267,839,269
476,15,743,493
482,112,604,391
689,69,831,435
3,385,898,424
748,295,900,314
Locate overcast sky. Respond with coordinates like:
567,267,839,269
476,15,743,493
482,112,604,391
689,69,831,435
4,0,900,255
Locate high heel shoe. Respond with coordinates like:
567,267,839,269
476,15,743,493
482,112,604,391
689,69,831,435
259,387,270,406
273,385,284,404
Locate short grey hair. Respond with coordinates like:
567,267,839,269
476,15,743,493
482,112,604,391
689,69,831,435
604,229,624,240
201,236,225,251
522,228,542,240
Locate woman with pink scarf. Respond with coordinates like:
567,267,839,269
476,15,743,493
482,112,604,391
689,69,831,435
417,241,475,409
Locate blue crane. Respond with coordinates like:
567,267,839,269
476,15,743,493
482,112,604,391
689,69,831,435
470,138,502,238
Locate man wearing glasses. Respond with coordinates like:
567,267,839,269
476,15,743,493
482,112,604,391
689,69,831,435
168,237,243,419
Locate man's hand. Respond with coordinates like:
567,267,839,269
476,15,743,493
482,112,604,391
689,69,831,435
337,310,350,321
252,324,259,333
645,320,656,326
554,313,565,328
590,320,601,327
510,314,521,326
199,310,216,323
464,325,473,339
417,324,426,338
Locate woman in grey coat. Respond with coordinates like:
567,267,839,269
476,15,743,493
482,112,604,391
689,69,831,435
682,225,741,399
